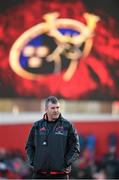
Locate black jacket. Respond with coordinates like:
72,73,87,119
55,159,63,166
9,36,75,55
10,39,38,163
25,114,80,172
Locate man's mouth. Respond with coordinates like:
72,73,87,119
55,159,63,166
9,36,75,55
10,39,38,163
53,113,59,116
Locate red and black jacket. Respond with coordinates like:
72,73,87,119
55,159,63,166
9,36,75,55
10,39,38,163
25,114,80,172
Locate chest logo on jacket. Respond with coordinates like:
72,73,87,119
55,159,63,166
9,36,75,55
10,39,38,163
39,126,46,135
55,126,67,136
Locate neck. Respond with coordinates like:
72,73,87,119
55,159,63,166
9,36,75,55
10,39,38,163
47,116,56,121
43,113,60,121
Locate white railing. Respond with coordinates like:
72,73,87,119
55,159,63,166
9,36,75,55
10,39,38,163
0,112,119,125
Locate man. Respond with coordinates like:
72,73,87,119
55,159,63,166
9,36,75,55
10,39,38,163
25,96,80,179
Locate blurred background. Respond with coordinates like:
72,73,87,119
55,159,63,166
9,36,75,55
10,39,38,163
0,0,119,179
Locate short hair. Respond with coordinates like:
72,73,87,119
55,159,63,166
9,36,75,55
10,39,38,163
45,96,59,108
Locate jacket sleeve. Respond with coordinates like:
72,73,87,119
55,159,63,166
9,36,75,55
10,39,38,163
65,123,80,167
25,125,35,166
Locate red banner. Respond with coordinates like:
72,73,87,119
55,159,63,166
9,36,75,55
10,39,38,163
0,0,119,100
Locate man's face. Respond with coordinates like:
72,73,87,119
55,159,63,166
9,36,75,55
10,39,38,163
45,102,60,121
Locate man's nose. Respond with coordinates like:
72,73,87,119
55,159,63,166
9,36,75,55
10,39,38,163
54,108,58,112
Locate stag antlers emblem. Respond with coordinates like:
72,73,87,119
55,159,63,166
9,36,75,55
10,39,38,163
9,12,99,81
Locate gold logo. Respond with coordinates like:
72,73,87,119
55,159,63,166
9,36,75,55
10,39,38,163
9,12,99,81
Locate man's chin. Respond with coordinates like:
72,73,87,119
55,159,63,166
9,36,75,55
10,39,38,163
53,115,59,120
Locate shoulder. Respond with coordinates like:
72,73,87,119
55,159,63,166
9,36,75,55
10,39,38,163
33,119,44,127
61,117,77,132
61,117,72,127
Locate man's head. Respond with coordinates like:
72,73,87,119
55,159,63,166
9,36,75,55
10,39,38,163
45,96,60,121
